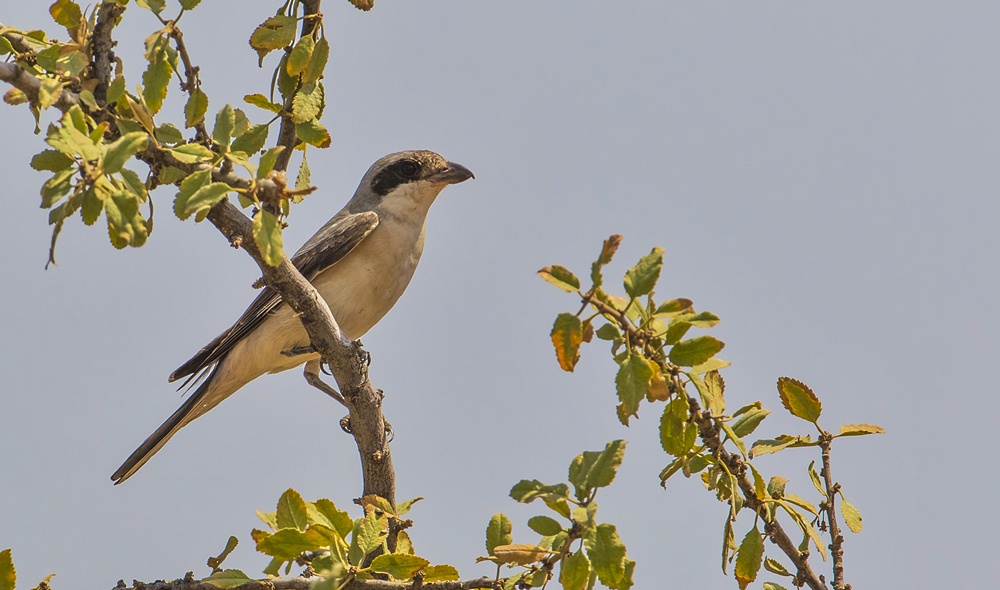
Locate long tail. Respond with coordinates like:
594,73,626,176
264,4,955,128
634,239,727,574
111,365,223,484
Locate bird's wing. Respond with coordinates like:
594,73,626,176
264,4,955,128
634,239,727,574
169,210,380,383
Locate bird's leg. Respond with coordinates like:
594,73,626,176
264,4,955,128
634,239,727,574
353,339,371,367
303,359,349,409
282,344,317,357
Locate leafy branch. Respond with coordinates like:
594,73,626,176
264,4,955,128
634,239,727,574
539,236,884,590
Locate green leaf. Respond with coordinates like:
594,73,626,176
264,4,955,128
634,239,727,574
50,0,83,29
731,408,770,438
255,528,320,560
0,36,13,56
841,499,863,533
212,104,235,152
155,123,185,144
422,564,459,582
623,246,664,298
595,323,620,341
369,554,429,580
615,354,655,424
763,557,792,577
568,440,627,499
31,150,74,172
169,143,216,164
659,397,696,457
673,310,720,327
838,423,885,437
302,36,330,84
550,312,583,372
249,15,297,63
0,549,14,590
349,513,387,565
295,119,331,148
509,480,570,504
486,513,513,556
244,93,283,113
395,497,423,517
81,187,103,225
584,524,632,590
185,88,209,128
179,0,202,9
527,515,563,537
201,569,252,589
136,0,166,14
287,34,314,76
734,527,764,590
767,476,788,498
296,154,312,190
231,124,269,155
142,35,174,113
103,132,148,174
40,167,76,208
763,583,790,590
690,357,731,374
173,168,211,218
669,335,725,367
776,377,822,424
276,489,309,532
291,82,323,123
654,298,693,316
807,461,825,496
538,265,581,292
106,75,126,105
310,499,353,539
257,146,285,179
720,422,747,457
560,549,591,590
182,182,231,219
253,210,284,266
751,435,812,456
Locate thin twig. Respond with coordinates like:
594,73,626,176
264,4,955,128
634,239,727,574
819,431,846,590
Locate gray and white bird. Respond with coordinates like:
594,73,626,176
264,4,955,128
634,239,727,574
111,150,473,483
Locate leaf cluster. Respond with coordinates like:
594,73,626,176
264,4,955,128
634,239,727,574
481,440,634,590
540,236,885,590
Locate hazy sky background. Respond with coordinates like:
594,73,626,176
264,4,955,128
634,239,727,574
2,1,998,588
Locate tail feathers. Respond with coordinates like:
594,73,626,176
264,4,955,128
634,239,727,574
112,366,221,484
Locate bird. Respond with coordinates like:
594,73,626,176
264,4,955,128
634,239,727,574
111,150,474,483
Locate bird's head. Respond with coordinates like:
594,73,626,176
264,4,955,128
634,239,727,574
351,150,474,218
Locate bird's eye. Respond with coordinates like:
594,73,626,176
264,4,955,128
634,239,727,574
399,161,419,178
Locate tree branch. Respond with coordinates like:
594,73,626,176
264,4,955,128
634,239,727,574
0,60,79,112
90,2,125,107
117,575,501,590
819,432,847,590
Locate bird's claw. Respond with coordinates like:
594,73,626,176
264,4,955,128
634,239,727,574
340,415,352,434
353,339,371,366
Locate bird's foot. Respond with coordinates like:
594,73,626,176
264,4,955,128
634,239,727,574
353,339,371,366
303,361,348,409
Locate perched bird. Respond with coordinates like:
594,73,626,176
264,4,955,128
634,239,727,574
111,150,474,483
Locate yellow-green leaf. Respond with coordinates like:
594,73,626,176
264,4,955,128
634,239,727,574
276,488,309,532
249,15,297,52
615,354,655,424
287,34,314,76
669,335,725,367
50,0,83,29
590,234,623,288
231,124,269,155
550,312,583,372
369,553,429,580
538,264,581,292
185,88,209,128
777,376,822,424
295,119,331,148
838,423,885,437
560,549,591,590
103,132,148,174
0,549,14,590
202,569,252,589
623,246,664,298
422,564,459,582
253,209,284,266
734,527,763,590
841,499,863,533
486,513,512,556
302,36,330,84
244,93,282,113
492,544,550,566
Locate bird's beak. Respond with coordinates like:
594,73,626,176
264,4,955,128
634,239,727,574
432,161,475,185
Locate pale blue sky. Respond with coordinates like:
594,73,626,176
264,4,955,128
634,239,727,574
2,2,998,588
